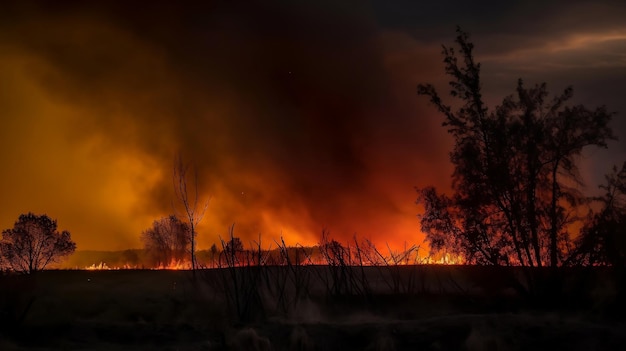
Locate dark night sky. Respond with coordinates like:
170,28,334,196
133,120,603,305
0,0,624,250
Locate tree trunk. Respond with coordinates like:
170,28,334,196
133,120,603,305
190,222,196,272
549,162,560,268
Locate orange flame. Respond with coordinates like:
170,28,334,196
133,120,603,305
152,259,190,270
424,253,465,265
84,262,138,270
85,262,112,270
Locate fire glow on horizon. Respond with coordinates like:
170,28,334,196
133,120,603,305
79,253,465,271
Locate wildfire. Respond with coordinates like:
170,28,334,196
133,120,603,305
153,260,190,270
85,262,112,270
425,253,465,265
84,262,138,270
78,248,464,270
82,260,190,270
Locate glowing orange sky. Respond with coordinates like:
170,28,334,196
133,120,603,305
0,1,624,252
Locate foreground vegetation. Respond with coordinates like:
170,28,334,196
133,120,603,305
1,264,625,350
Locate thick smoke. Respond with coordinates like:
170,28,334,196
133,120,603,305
0,1,451,249
0,1,623,250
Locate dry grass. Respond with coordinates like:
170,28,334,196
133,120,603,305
0,266,624,350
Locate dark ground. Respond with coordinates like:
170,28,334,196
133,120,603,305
1,266,624,350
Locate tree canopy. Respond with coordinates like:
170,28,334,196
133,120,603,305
141,215,191,267
0,213,76,273
417,28,615,268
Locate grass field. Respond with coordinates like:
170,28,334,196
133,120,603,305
1,266,625,350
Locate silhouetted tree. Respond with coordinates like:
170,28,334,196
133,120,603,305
224,236,244,254
417,28,614,270
570,162,626,308
173,155,209,272
570,162,626,267
209,243,219,268
141,215,191,267
220,226,244,267
319,238,348,267
0,213,76,273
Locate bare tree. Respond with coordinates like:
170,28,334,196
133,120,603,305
209,243,219,268
224,236,244,255
0,213,76,273
220,229,244,267
141,215,190,267
173,155,209,272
